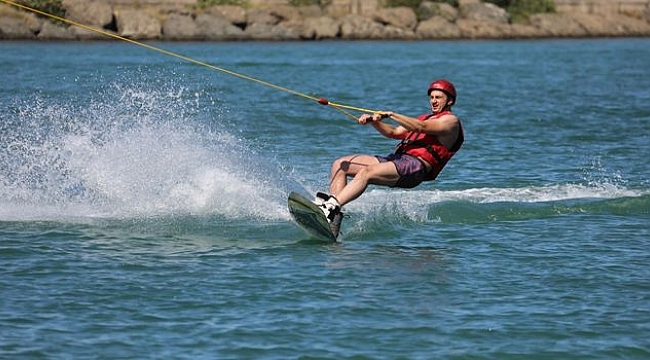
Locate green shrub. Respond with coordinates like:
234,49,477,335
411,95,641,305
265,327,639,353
386,0,460,11
385,0,422,8
485,0,555,22
428,0,458,6
509,0,555,23
485,0,508,7
288,0,325,5
20,0,65,18
196,0,248,8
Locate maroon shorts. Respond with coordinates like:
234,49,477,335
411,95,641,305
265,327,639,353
376,153,429,188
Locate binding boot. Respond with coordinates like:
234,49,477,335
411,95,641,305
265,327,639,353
315,192,343,238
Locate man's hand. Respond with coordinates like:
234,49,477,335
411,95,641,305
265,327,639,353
359,111,393,125
358,114,374,125
377,111,393,119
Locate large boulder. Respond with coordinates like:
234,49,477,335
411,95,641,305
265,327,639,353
61,0,113,39
269,5,301,23
244,22,300,40
380,24,417,39
0,4,41,39
207,5,246,27
0,16,36,39
195,12,245,40
247,8,281,26
38,20,76,39
418,1,458,22
62,0,113,28
244,6,306,40
302,16,340,39
459,0,509,24
508,22,545,38
162,13,199,40
456,19,510,38
598,13,650,36
529,13,588,37
416,15,461,39
283,14,340,40
115,8,161,39
340,14,384,39
372,6,417,30
297,5,324,18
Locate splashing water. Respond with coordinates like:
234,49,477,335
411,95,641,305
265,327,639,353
1,82,645,224
0,83,302,221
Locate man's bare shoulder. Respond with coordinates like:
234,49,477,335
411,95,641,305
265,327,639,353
424,113,459,131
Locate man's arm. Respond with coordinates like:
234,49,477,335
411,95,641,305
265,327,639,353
377,111,461,149
358,113,408,139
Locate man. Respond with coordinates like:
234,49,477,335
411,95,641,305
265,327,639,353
316,79,464,236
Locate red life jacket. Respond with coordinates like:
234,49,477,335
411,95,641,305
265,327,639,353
394,111,464,181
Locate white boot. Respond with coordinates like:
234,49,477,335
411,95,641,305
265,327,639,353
315,193,340,224
314,192,330,206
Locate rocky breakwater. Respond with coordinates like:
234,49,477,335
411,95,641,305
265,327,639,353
1,0,650,40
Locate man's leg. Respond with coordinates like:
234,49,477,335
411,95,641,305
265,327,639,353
330,155,400,206
329,154,377,196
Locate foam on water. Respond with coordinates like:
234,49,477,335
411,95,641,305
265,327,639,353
342,148,649,224
0,84,302,222
350,182,649,225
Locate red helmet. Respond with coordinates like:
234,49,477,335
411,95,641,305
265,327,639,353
427,79,456,105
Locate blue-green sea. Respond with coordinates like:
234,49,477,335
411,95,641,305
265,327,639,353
1,38,649,359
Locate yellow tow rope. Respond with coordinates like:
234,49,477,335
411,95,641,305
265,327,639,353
1,0,381,119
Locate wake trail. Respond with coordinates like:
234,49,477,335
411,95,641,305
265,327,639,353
347,183,650,223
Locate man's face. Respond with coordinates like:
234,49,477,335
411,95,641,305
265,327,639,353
429,90,449,113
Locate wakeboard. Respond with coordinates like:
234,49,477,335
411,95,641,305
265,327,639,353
287,191,337,243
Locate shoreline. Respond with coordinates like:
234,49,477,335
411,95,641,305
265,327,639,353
2,1,650,41
2,35,649,43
